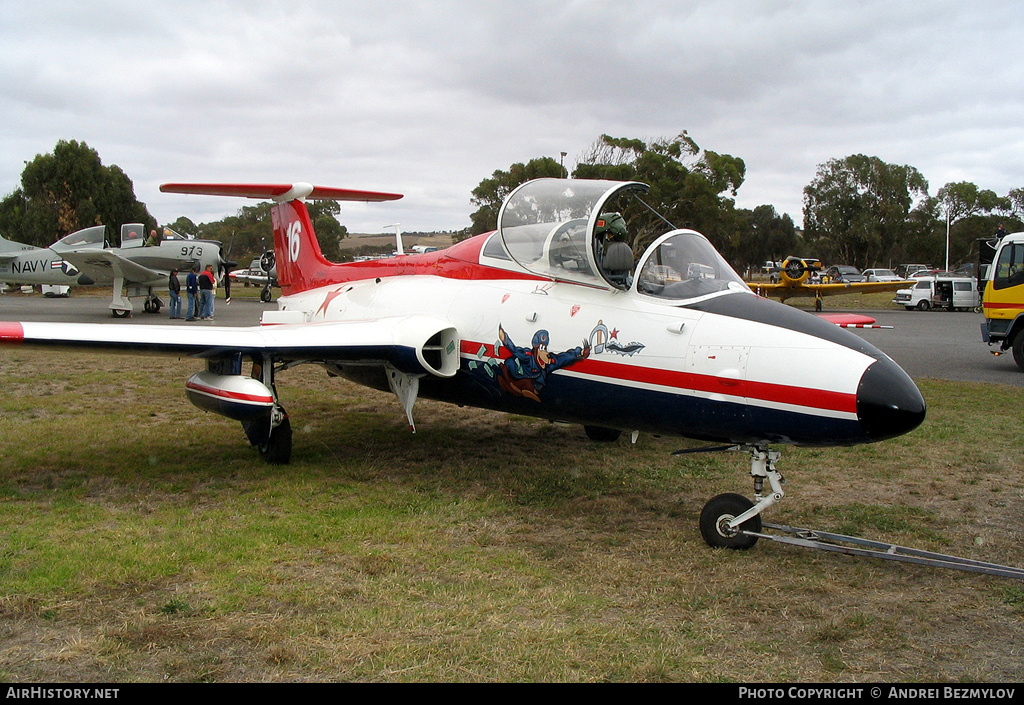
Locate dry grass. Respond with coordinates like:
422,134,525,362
1,350,1022,683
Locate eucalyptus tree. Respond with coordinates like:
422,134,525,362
935,181,1008,268
802,154,929,269
0,139,152,247
572,132,746,252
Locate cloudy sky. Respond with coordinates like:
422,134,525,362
1,1,1022,234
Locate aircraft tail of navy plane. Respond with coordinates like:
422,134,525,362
0,232,37,255
2,178,927,550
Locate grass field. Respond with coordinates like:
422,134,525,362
1,349,1022,682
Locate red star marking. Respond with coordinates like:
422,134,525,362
316,288,345,317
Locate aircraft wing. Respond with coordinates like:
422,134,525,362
752,280,914,298
0,315,459,378
58,248,163,285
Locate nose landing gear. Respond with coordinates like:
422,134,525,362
698,446,784,550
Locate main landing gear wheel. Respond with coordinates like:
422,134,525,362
700,493,762,550
112,309,131,319
260,285,273,302
259,416,292,465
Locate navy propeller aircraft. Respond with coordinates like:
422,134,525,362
0,224,231,317
0,179,926,549
752,256,914,311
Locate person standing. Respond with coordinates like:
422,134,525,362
185,266,199,321
168,269,182,319
199,264,216,320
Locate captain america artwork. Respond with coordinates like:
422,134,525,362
495,324,591,402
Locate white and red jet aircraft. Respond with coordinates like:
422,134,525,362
0,178,926,549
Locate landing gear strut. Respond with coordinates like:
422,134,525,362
245,354,292,464
698,446,784,550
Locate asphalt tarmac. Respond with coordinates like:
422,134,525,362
0,290,270,326
1,290,1021,387
844,307,1024,387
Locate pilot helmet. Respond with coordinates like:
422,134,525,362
595,212,627,240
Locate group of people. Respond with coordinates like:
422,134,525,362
167,264,219,321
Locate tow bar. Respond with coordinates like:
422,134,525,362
748,523,1024,581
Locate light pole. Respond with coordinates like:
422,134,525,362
944,202,951,273
560,152,567,178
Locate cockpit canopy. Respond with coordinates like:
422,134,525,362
491,178,748,301
53,225,106,251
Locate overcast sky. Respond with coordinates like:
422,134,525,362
2,1,1022,234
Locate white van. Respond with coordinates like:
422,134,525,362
892,275,980,311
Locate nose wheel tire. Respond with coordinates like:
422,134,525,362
700,493,762,550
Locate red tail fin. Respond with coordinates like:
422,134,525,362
270,198,338,295
160,182,403,296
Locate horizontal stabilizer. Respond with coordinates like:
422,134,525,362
160,182,403,203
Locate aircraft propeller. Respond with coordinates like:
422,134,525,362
779,256,822,284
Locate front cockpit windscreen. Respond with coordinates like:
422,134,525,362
161,227,188,240
635,230,750,300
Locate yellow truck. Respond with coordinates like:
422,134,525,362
981,231,1024,369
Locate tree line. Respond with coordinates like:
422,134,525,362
4,137,1022,276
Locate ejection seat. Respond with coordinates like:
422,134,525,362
602,240,634,288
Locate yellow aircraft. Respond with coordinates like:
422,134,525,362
750,256,914,311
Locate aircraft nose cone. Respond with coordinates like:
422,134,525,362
856,356,926,441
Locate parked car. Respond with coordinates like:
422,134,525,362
824,265,865,283
41,285,70,297
862,268,902,282
892,275,980,311
897,264,933,278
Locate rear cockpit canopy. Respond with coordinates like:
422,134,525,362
487,178,748,301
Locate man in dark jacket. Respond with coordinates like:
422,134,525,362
168,269,182,319
185,267,199,321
